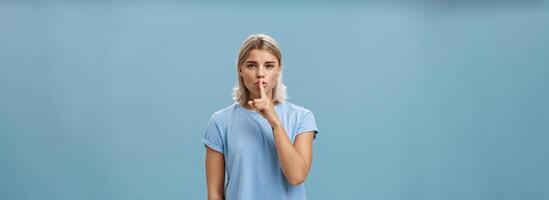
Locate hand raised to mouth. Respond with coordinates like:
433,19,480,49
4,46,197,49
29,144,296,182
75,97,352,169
248,79,280,126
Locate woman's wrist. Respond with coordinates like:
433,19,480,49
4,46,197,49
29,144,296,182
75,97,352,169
270,120,283,131
266,109,281,127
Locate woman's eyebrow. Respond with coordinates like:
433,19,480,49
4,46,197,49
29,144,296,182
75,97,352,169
245,61,276,64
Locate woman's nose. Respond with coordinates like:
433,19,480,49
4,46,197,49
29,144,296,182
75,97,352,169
256,66,266,77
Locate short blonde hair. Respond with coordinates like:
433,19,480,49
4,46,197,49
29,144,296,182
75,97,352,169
232,33,288,106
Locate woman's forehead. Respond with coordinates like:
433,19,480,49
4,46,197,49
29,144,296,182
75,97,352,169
245,49,278,63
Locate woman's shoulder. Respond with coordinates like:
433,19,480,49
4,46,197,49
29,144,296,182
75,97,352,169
209,102,239,120
282,101,314,115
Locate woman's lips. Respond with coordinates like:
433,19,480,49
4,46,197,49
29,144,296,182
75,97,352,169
254,82,267,89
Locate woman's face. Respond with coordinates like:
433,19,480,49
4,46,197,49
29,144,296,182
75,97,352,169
239,49,281,100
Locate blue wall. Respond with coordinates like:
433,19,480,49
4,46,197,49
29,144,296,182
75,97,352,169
1,1,548,199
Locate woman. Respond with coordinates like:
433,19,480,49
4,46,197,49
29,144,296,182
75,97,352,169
203,33,319,200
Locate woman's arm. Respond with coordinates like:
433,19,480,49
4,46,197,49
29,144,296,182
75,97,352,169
272,124,315,185
205,147,225,200
249,79,315,185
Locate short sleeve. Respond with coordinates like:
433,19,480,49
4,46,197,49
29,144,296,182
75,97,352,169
202,113,224,154
296,111,319,139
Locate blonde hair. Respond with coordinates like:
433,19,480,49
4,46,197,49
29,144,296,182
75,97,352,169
232,33,288,106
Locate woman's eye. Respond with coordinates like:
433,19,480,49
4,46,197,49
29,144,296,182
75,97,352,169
246,64,256,68
266,65,274,69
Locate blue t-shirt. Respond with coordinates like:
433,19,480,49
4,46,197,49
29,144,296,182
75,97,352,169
202,101,319,200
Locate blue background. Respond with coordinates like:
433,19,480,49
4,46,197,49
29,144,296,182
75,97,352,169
1,0,548,199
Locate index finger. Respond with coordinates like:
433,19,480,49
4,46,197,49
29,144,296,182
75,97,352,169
259,79,266,98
